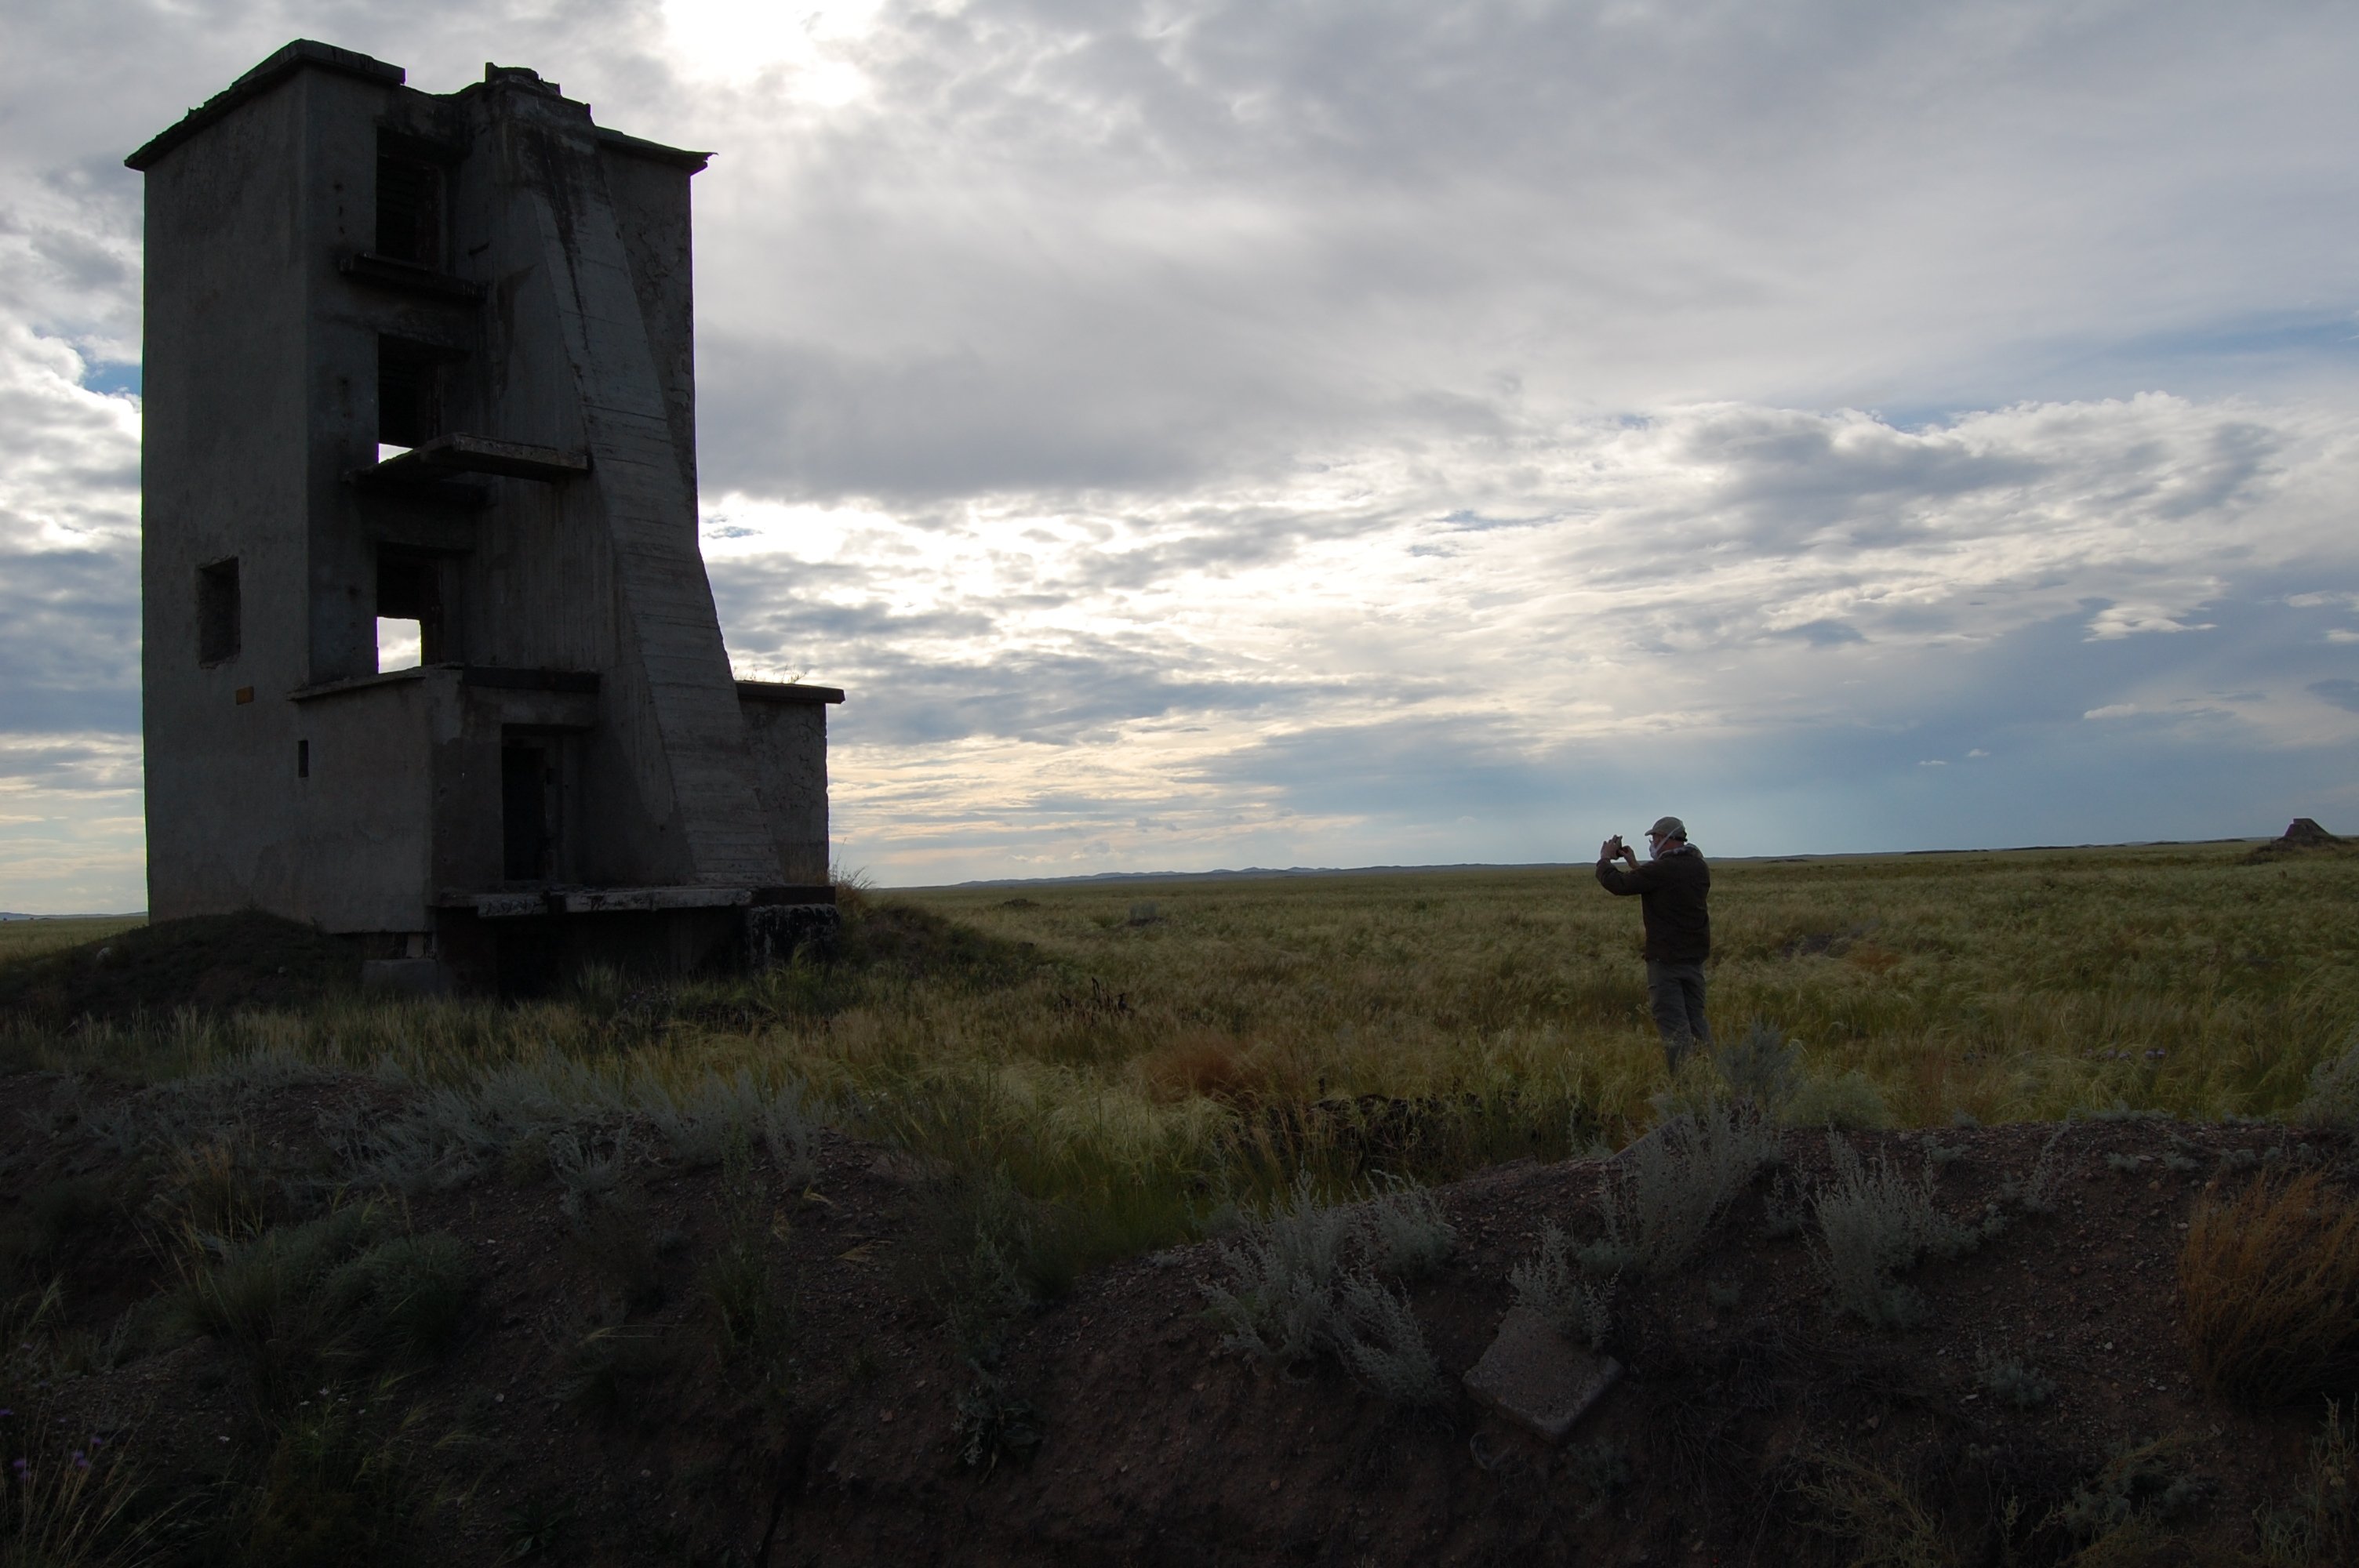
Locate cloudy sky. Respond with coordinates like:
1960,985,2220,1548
4,1,2357,909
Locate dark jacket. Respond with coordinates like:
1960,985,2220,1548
1596,845,1710,963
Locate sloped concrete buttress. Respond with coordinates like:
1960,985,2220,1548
498,96,776,886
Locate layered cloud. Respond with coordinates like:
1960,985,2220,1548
680,0,2359,500
1,2,2355,905
704,388,2359,878
0,321,142,911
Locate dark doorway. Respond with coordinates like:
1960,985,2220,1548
501,742,553,880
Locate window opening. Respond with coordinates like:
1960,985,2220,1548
376,550,446,667
375,619,422,673
297,739,310,779
197,557,240,665
501,742,556,881
375,136,444,267
376,337,442,459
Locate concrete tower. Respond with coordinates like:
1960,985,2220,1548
129,41,840,989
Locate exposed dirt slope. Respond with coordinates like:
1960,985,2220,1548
4,1073,2354,1566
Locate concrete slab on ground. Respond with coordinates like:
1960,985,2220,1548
1463,1305,1619,1443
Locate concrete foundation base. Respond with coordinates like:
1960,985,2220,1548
359,956,453,995
425,895,839,996
747,902,841,967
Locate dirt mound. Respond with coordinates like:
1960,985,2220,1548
2247,818,2353,863
8,1071,2359,1566
0,910,359,1024
835,895,1040,984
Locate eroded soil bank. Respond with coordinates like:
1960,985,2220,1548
5,1069,2354,1566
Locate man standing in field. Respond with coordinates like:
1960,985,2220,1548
1597,815,1712,1071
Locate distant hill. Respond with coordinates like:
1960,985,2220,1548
940,862,1574,889
925,839,2268,891
0,912,146,920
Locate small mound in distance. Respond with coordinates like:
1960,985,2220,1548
2245,817,2353,863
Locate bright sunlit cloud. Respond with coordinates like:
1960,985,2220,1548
656,0,882,98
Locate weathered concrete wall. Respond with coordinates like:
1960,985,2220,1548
304,67,424,686
308,73,481,681
140,63,353,920
739,690,835,884
492,86,778,887
601,142,700,501
283,673,443,931
272,668,603,931
433,673,601,897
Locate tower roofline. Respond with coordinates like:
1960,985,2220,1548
126,40,403,171
594,127,714,174
126,41,711,176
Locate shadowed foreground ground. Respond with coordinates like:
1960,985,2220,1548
5,1062,2355,1566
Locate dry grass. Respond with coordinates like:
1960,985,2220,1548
2180,1170,2359,1405
911,844,2358,1132
4,843,2355,1272
1135,1029,1305,1105
2255,1401,2359,1567
0,915,144,964
1789,1450,1961,1568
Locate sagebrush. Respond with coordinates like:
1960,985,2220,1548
1580,1102,1780,1276
1811,1135,1984,1329
1198,1172,1455,1405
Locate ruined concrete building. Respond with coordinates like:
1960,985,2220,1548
128,41,841,989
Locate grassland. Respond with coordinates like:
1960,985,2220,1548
0,914,143,964
4,842,2353,1266
910,840,2359,1124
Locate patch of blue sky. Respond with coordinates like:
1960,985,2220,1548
1772,619,1865,647
79,360,140,398
2037,307,2359,395
1866,309,2359,433
2312,679,2359,715
2116,310,2359,365
1435,508,1553,532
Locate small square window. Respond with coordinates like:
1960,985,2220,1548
197,557,239,666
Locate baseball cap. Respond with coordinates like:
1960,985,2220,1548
1646,815,1686,840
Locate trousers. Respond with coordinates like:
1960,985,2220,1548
1645,959,1711,1071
